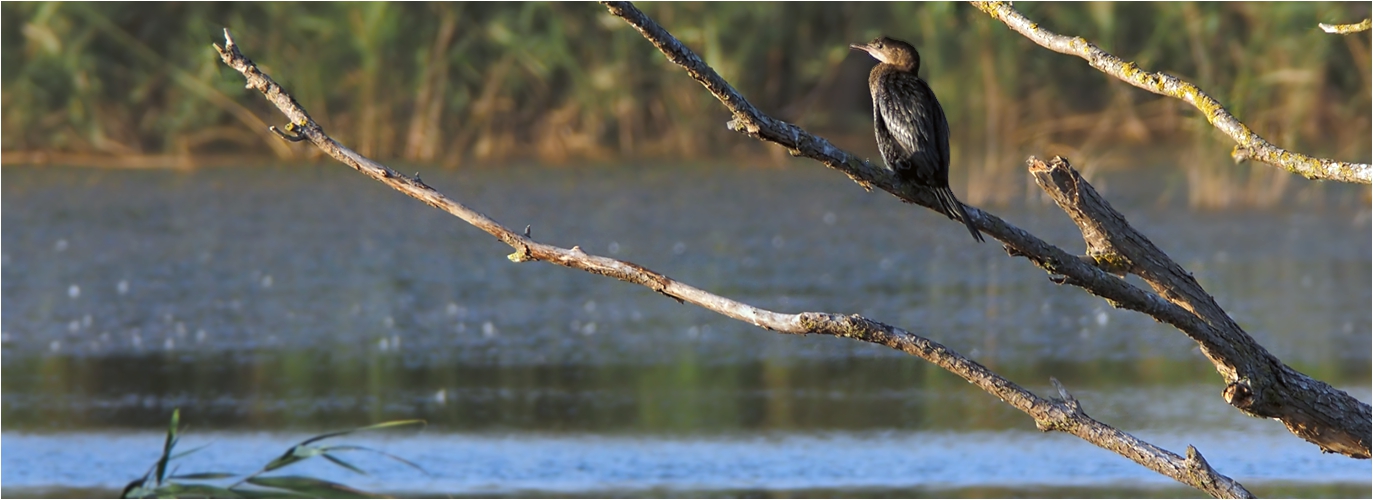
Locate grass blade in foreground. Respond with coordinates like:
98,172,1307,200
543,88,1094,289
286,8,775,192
122,409,425,499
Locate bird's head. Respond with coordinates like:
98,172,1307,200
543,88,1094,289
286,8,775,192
850,36,920,72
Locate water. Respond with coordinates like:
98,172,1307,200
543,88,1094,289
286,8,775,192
2,163,1370,497
4,428,1368,498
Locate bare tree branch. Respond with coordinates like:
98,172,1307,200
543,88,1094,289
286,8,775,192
1321,19,1372,34
1029,156,1373,459
970,1,1372,184
598,1,1370,459
214,27,1256,499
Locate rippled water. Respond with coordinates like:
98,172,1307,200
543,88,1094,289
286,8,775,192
2,163,1370,497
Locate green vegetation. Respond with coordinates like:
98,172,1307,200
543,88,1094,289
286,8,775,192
3,2,1369,204
121,409,426,499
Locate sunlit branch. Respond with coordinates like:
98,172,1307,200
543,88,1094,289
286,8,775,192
214,27,1255,499
970,1,1372,184
1321,19,1372,34
599,0,1370,462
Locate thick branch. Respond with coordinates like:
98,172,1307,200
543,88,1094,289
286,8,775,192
1030,156,1372,459
598,1,1371,459
970,1,1372,184
215,28,1252,499
1321,19,1372,34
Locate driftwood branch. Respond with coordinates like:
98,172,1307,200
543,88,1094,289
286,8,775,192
970,1,1372,184
599,0,1370,460
214,27,1255,499
1321,19,1372,34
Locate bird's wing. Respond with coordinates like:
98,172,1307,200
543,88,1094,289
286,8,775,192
874,71,950,175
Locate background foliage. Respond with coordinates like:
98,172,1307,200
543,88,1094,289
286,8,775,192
3,2,1369,205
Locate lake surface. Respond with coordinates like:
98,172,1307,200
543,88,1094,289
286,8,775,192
2,163,1370,497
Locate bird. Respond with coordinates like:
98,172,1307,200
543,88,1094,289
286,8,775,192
851,36,984,243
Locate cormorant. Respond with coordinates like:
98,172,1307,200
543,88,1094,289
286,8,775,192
851,36,984,243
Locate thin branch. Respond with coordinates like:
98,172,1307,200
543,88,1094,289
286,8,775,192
214,28,1253,499
598,1,1370,459
1321,19,1372,34
969,1,1372,184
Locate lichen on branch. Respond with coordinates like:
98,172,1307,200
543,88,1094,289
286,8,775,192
970,1,1372,184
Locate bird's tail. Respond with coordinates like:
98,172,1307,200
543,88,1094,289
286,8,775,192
934,186,985,243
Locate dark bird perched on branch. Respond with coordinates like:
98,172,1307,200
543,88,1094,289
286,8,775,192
852,36,983,243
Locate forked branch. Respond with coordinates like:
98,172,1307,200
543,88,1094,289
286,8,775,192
215,27,1253,498
599,1,1370,459
1029,156,1372,458
970,1,1372,184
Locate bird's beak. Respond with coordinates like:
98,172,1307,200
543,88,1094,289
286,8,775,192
851,42,883,62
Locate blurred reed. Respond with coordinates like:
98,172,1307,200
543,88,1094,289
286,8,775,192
3,2,1368,206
